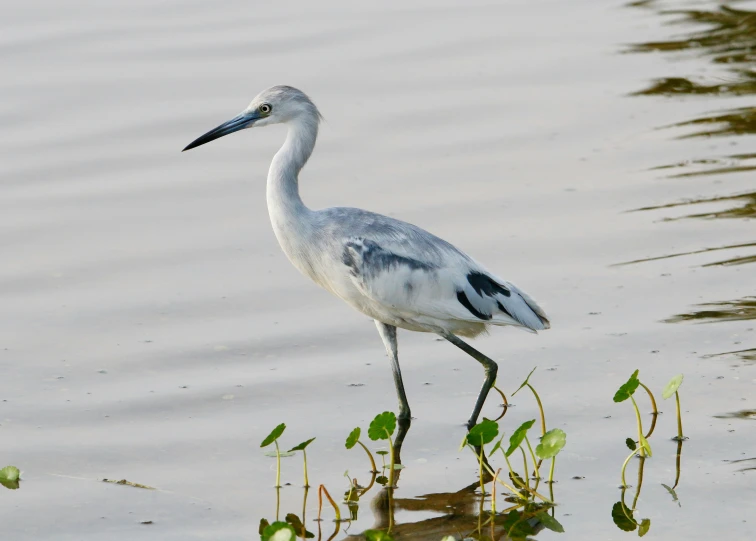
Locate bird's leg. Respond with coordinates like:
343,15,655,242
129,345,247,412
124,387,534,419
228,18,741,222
375,321,411,465
439,332,498,431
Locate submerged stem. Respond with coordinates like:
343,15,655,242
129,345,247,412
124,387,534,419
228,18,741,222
318,484,341,522
492,468,502,514
387,434,395,488
478,445,486,495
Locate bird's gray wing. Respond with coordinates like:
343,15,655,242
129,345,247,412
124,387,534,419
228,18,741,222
330,210,549,331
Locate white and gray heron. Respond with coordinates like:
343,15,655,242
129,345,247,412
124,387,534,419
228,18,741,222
183,86,550,461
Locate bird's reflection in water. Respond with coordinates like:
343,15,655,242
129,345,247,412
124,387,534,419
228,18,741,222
340,477,550,541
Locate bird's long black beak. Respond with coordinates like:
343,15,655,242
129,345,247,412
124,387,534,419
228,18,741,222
182,112,259,151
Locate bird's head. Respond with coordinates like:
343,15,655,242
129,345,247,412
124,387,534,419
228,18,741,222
183,85,321,151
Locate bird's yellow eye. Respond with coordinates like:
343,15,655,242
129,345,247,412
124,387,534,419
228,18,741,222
259,103,272,114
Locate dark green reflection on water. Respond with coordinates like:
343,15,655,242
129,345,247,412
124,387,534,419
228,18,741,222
625,1,756,337
665,297,756,323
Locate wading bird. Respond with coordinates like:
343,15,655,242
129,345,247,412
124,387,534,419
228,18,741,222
183,86,549,461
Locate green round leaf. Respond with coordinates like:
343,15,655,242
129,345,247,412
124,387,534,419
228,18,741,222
345,427,360,449
638,518,651,537
465,418,499,447
288,437,315,452
260,423,286,448
625,438,637,451
535,428,566,460
662,374,684,400
375,475,388,486
261,521,297,541
375,450,389,456
512,366,537,396
368,412,396,441
611,501,637,532
0,466,20,482
505,419,536,457
613,370,640,403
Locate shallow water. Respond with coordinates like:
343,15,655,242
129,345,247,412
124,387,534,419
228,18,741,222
1,0,755,539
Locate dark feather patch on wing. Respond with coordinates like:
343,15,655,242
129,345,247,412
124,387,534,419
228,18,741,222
467,272,510,297
457,291,492,320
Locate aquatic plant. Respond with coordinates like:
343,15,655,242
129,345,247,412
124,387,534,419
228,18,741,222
368,411,398,487
512,368,546,437
345,427,377,473
288,437,315,488
464,418,499,493
663,374,685,441
317,484,341,522
259,520,297,541
536,428,567,485
260,423,287,488
0,465,20,490
613,370,652,487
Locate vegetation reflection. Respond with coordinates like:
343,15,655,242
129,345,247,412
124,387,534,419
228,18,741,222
625,1,756,275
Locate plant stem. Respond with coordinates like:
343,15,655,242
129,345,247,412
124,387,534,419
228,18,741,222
275,441,282,488
318,484,341,522
527,383,547,436
478,445,486,495
524,436,541,480
620,448,636,488
632,456,646,511
356,441,377,473
638,382,659,439
675,391,684,440
387,434,395,488
630,396,645,457
275,485,280,521
303,449,310,488
484,460,550,502
492,468,501,514
518,446,531,491
673,438,683,490
548,456,556,485
301,486,309,537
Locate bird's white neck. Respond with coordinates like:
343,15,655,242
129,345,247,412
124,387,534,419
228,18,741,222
266,115,318,216
266,114,319,267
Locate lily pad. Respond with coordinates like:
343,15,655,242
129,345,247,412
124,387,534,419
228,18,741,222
613,370,640,403
0,466,20,490
662,374,684,400
505,419,536,457
638,518,651,537
261,423,286,448
368,412,396,441
465,418,499,447
535,428,566,460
